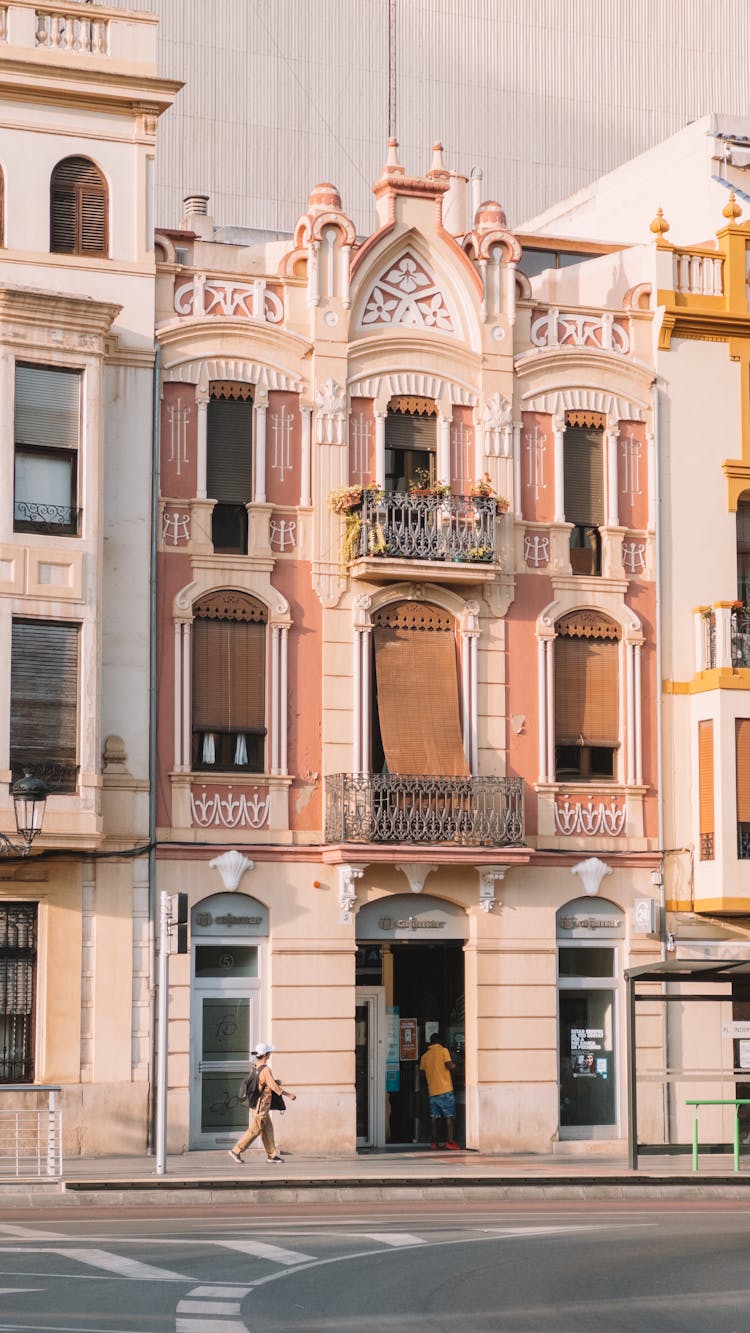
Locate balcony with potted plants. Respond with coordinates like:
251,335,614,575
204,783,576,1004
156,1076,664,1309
332,472,508,585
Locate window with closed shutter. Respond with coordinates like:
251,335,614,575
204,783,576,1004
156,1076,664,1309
737,497,750,604
554,613,619,780
13,364,80,535
372,601,469,777
697,719,715,860
736,719,750,859
50,156,108,257
207,392,253,553
10,619,79,793
191,592,267,773
564,426,604,526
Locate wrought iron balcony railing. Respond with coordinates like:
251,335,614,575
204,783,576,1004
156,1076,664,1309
13,502,80,536
732,609,750,668
358,492,498,563
325,772,525,846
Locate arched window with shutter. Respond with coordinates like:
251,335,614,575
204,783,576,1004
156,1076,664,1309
50,156,108,257
564,412,604,575
192,591,267,774
554,611,620,781
385,399,438,492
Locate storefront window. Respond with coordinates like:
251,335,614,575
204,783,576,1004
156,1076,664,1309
559,986,616,1126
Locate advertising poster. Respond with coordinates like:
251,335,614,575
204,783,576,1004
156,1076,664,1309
399,1018,418,1061
386,1005,400,1091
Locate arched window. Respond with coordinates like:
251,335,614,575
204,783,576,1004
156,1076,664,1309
554,611,620,781
207,381,253,553
564,411,604,575
385,398,437,492
192,591,267,774
50,156,108,257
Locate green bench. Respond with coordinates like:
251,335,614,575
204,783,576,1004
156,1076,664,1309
686,1098,750,1172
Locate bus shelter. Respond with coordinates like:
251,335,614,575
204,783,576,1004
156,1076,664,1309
626,957,750,1170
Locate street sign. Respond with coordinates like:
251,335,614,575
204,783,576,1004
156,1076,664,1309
722,1021,750,1039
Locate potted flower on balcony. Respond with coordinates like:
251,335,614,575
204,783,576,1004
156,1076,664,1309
469,473,509,513
468,545,494,563
408,468,451,499
329,484,364,515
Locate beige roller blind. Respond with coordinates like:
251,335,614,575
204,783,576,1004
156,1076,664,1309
373,620,469,777
563,427,604,526
699,720,715,836
193,612,266,734
555,637,618,746
735,719,750,823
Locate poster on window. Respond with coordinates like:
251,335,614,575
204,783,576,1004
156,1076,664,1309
399,1018,418,1061
570,1027,604,1076
386,1006,400,1091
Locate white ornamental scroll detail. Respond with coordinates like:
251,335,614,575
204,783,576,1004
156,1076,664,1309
190,785,271,829
622,539,646,576
361,251,454,332
524,532,550,567
269,517,297,551
162,509,191,546
174,278,283,323
483,392,512,457
530,309,630,354
554,795,626,837
315,378,347,444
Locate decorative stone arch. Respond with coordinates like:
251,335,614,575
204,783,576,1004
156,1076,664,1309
347,370,478,489
351,584,481,773
350,227,482,352
536,598,644,788
172,574,291,777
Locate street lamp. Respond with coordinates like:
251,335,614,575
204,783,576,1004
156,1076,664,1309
1,773,48,855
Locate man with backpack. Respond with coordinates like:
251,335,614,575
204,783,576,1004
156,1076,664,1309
228,1043,296,1164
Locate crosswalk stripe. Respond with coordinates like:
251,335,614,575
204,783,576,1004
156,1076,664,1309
362,1232,427,1247
0,1223,67,1240
189,1286,252,1298
176,1322,247,1333
215,1238,313,1266
0,1287,44,1294
59,1248,188,1281
177,1301,242,1316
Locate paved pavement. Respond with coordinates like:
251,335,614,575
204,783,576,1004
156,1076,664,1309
4,1144,750,1206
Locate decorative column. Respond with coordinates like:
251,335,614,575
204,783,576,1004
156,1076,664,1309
647,430,656,532
279,624,289,775
341,245,352,308
182,621,191,774
174,622,184,769
438,414,451,484
634,641,643,787
361,624,372,773
513,422,522,519
505,262,517,324
374,412,386,488
196,392,208,499
300,405,313,506
537,637,548,783
307,240,320,307
469,629,479,774
545,638,555,784
625,641,635,786
271,625,280,774
254,396,267,504
606,426,619,528
552,415,565,522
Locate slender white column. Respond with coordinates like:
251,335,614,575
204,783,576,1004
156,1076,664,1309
625,642,635,785
174,623,183,769
606,428,619,528
438,416,451,485
341,245,351,308
647,431,656,532
254,402,267,504
308,242,320,306
545,639,555,783
361,627,372,772
300,406,312,506
469,633,479,774
353,628,362,773
634,642,643,787
279,625,288,775
553,419,565,522
462,633,471,767
196,395,208,499
513,423,522,519
505,262,517,323
271,626,280,774
182,622,191,774
375,412,386,487
537,637,548,782
479,258,488,322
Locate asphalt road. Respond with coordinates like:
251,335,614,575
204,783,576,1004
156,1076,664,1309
0,1199,746,1332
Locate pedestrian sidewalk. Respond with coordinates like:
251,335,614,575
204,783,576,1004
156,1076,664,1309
4,1144,750,1207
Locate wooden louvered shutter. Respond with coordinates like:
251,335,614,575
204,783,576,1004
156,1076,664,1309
735,719,750,824
14,365,80,450
373,603,469,777
207,398,253,502
10,620,78,774
193,614,266,733
50,157,107,257
564,427,604,525
698,720,715,854
555,637,618,745
385,412,437,455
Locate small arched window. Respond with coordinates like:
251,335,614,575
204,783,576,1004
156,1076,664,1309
192,591,267,774
50,156,108,257
554,611,621,781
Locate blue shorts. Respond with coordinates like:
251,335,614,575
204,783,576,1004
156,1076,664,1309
429,1091,456,1119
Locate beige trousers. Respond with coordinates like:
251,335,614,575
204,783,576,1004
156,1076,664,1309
234,1106,276,1156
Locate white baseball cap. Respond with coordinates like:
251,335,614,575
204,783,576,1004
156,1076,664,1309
252,1042,274,1057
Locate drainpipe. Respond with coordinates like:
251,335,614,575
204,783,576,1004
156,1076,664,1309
147,344,161,1153
652,374,671,1150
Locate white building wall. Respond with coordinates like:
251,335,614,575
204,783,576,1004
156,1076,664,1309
108,0,750,233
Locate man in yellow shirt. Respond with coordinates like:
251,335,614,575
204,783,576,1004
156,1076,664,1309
419,1033,458,1150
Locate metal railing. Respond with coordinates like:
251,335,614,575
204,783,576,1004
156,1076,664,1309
732,608,750,667
0,1085,62,1179
325,772,525,846
358,492,498,563
14,502,80,536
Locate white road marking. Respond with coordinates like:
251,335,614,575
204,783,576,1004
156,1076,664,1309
0,1224,67,1241
0,1287,44,1294
215,1238,314,1266
189,1285,252,1298
177,1300,242,1315
176,1322,246,1333
362,1232,427,1247
54,1247,189,1282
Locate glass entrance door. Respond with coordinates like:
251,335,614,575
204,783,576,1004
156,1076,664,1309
355,987,385,1147
558,944,618,1137
190,943,260,1147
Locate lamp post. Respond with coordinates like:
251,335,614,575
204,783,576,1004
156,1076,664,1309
0,773,48,855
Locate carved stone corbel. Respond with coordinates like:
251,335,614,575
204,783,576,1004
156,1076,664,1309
209,850,255,892
478,865,506,913
571,857,612,897
338,864,364,918
396,863,438,894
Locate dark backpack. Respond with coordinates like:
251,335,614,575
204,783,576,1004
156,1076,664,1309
238,1067,261,1108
